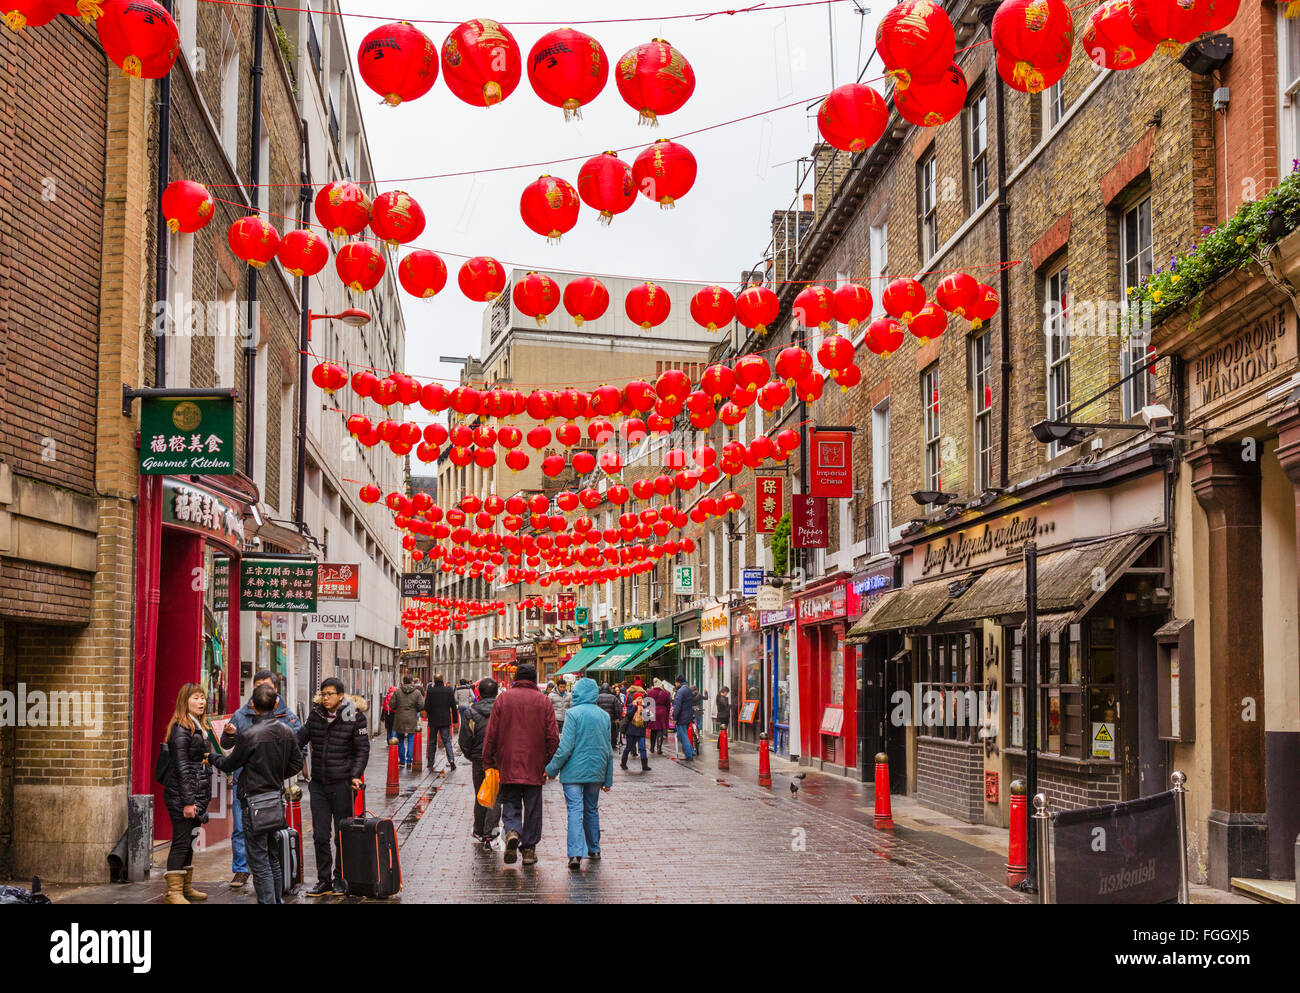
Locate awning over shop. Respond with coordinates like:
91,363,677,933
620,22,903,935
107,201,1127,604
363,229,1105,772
590,641,643,670
555,643,612,676
616,637,674,670
846,580,960,643
939,532,1157,625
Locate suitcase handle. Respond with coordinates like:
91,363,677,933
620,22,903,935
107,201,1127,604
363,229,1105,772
352,782,375,819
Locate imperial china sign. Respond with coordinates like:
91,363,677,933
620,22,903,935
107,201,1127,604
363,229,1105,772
808,430,853,499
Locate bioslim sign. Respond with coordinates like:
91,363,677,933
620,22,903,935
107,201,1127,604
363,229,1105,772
296,604,357,642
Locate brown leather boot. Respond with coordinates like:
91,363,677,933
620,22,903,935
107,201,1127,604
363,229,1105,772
183,866,207,901
164,870,189,904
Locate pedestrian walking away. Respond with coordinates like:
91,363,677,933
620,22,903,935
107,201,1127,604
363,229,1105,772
296,678,370,896
481,662,559,866
595,682,621,750
458,677,502,847
390,675,424,769
381,684,398,741
648,679,672,755
453,678,476,722
671,675,696,761
423,673,459,770
221,668,302,890
211,683,305,904
715,687,732,744
692,685,706,754
619,683,651,772
544,677,614,871
159,683,217,904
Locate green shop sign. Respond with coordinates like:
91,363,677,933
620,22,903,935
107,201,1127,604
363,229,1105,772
240,559,318,612
140,395,235,475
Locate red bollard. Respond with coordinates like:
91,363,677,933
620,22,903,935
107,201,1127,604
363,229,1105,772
386,737,400,797
1006,779,1028,888
873,752,894,830
284,784,303,835
412,724,423,773
353,779,366,817
717,726,730,771
758,732,772,788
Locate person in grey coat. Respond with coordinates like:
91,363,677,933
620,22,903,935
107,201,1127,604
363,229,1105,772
390,675,424,770
548,680,571,734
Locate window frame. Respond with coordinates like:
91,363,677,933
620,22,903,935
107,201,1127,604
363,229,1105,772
921,363,941,495
915,631,985,743
1278,11,1300,174
919,152,938,260
869,222,889,323
1119,193,1154,419
971,330,993,493
1044,264,1071,458
967,90,989,208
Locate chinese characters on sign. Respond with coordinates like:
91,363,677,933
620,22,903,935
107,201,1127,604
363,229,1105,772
318,563,360,600
557,593,576,621
755,474,784,534
161,478,246,550
139,396,236,475
672,565,695,594
808,429,853,499
791,494,828,548
213,557,230,611
239,559,318,612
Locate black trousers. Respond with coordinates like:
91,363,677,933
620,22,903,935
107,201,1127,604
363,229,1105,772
308,780,354,885
470,760,502,838
498,783,543,849
165,813,202,871
649,729,665,752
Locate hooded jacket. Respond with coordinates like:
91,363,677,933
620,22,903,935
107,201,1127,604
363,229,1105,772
544,678,614,787
457,696,496,763
481,679,559,786
213,712,304,802
296,693,370,784
595,684,621,725
391,683,425,735
648,684,672,731
672,682,694,724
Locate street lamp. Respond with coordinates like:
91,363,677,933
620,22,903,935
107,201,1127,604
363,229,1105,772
307,308,370,340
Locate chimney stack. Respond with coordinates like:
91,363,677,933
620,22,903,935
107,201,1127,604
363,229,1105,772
802,193,814,212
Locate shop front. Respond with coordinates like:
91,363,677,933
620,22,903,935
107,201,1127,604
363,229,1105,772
589,623,651,680
847,566,898,785
673,610,703,691
488,646,517,685
760,603,796,757
795,575,857,775
730,604,763,745
512,642,536,685
536,640,560,684
699,603,729,728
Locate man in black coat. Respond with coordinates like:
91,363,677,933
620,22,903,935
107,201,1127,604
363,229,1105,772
296,677,369,896
457,677,501,846
213,683,304,904
423,673,459,771
596,683,621,749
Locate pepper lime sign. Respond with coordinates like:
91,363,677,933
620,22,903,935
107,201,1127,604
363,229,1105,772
140,395,236,475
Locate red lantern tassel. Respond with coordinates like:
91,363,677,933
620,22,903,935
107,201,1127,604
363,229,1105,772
563,98,582,121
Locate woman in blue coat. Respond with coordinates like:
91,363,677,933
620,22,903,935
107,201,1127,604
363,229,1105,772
544,677,614,871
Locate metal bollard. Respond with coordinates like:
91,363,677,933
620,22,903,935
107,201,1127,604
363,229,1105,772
1006,779,1027,888
717,726,730,771
873,753,895,830
1033,793,1052,904
386,737,400,797
1171,771,1189,905
758,732,772,788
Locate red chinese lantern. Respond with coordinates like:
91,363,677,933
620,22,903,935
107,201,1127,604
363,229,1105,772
314,181,372,238
971,283,1000,329
866,317,905,358
527,27,608,119
358,21,439,106
686,285,735,333
632,139,697,209
734,355,771,390
793,285,835,330
513,271,561,326
875,1,955,90
1083,0,1157,70
352,370,379,398
831,283,873,331
935,271,981,318
227,216,280,268
526,425,552,451
621,417,648,444
1204,0,1240,30
562,276,609,327
894,63,968,128
505,449,530,473
458,256,506,301
398,249,448,298
573,451,597,474
599,451,623,475
441,18,522,106
909,302,948,343
775,428,800,453
993,0,1073,91
997,20,1071,94
832,364,863,392
475,447,498,469
736,285,780,336
817,334,856,373
3,0,58,30
882,277,927,324
577,152,636,225
542,455,567,478
347,414,371,436
419,382,449,412
520,174,581,243
96,0,178,78
359,484,382,504
700,364,736,400
655,368,692,406
625,282,671,330
311,362,348,394
615,39,695,125
336,241,385,293
555,389,587,420
526,389,556,420
277,229,329,277
817,83,889,152
1130,0,1214,55
795,373,825,403
756,381,789,412
370,190,426,248
161,180,214,233
774,347,814,385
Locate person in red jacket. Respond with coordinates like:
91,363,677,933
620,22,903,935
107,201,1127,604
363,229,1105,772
481,662,559,866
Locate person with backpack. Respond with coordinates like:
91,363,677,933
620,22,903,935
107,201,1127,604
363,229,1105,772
595,682,621,749
544,677,614,871
453,678,476,722
619,683,651,772
390,675,424,770
159,682,218,904
211,683,304,904
458,677,502,848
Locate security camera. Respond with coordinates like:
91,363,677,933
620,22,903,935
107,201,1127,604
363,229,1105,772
1139,404,1175,435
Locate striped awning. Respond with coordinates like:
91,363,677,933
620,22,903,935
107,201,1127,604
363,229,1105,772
615,637,674,670
590,641,644,670
554,643,612,676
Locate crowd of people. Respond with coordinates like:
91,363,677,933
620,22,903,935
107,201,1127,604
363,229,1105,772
158,665,719,901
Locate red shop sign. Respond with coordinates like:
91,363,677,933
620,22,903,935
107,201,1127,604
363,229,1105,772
318,562,360,601
809,429,853,499
798,582,847,625
792,494,828,548
755,474,784,534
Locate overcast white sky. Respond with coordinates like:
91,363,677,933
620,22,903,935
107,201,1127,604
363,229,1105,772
340,0,883,393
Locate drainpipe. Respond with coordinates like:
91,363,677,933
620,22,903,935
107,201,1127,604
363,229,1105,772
153,0,172,389
294,118,311,529
244,9,265,478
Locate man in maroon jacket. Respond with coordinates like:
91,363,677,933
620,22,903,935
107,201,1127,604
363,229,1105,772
481,663,559,866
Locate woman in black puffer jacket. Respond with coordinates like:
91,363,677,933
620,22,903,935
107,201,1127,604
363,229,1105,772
162,682,217,903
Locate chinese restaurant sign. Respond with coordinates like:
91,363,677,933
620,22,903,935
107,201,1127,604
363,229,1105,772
318,563,360,600
162,477,246,551
792,494,828,548
140,395,235,475
240,559,318,611
401,573,435,598
213,556,230,611
755,475,784,533
557,592,575,621
808,429,852,499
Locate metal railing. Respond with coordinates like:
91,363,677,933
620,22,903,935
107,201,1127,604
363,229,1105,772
307,16,322,75
864,498,891,557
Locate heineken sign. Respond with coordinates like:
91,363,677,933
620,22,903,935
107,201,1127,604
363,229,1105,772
240,559,318,611
140,395,235,475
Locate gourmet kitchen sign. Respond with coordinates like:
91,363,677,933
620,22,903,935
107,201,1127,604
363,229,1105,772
1189,306,1296,414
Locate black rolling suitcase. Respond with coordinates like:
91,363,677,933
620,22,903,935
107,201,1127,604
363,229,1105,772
338,787,401,898
275,826,302,895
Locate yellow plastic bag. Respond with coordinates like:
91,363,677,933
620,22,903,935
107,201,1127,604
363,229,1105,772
477,768,499,808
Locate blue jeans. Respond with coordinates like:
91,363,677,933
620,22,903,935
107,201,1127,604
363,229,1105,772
230,768,247,873
242,804,283,905
621,729,646,762
562,783,602,857
397,733,414,765
676,723,696,759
